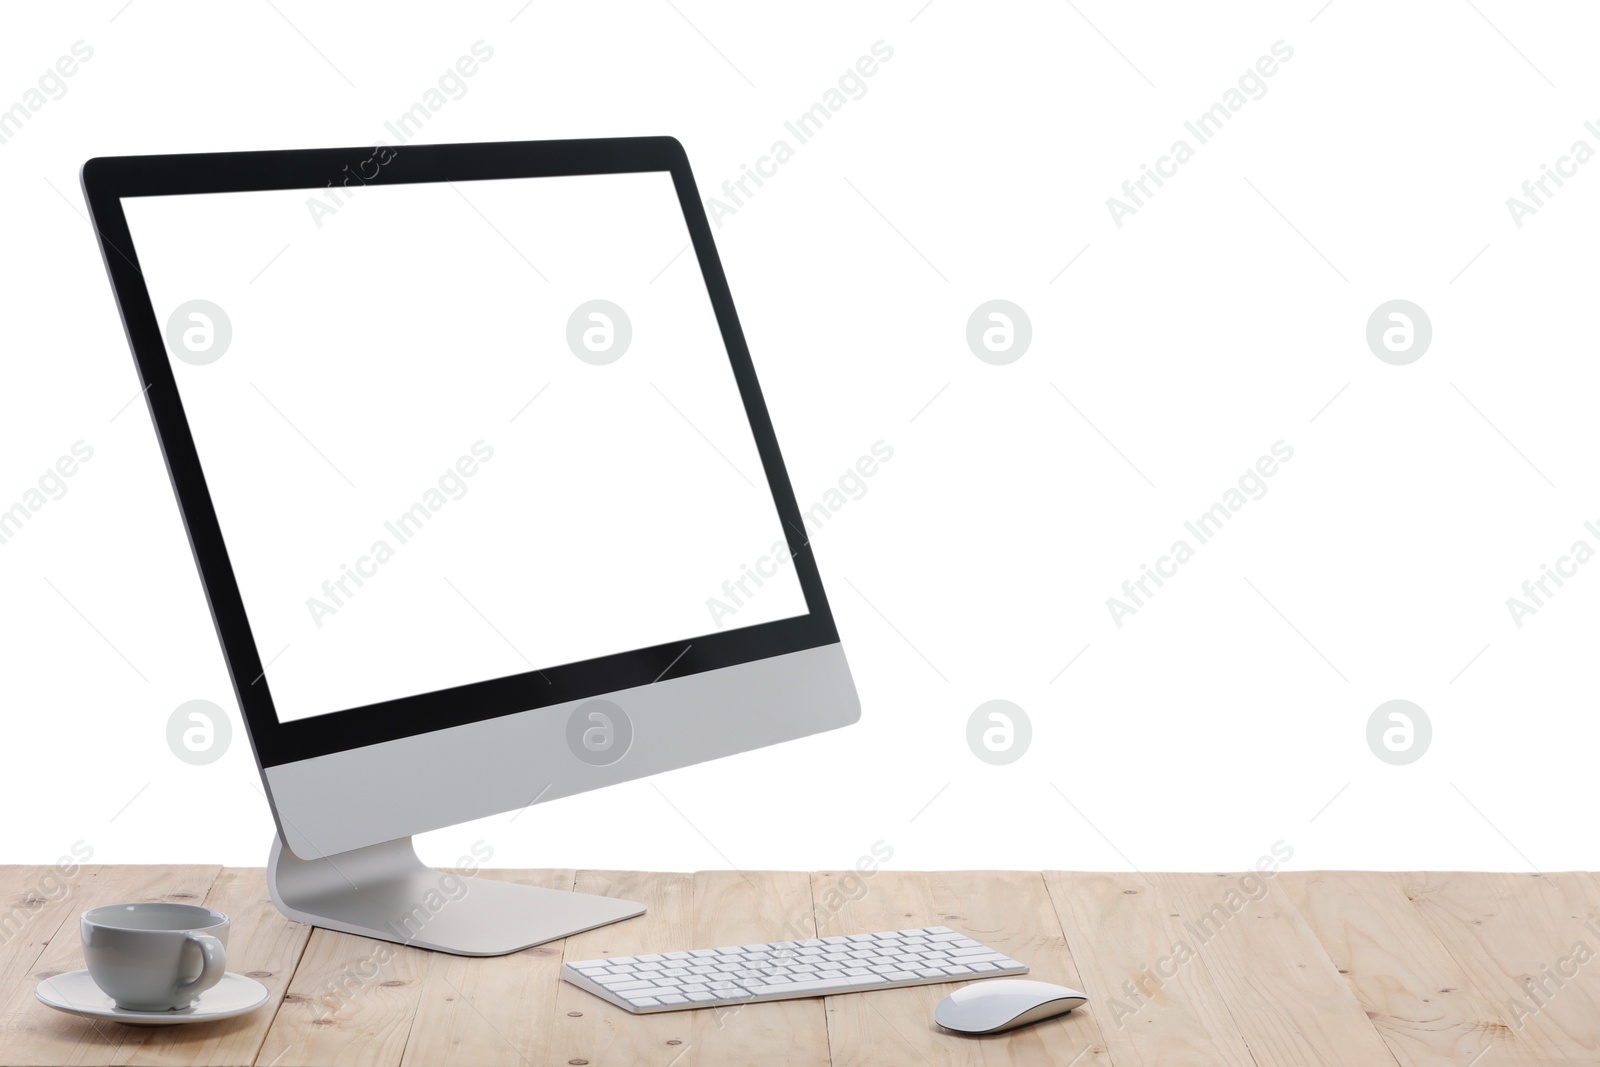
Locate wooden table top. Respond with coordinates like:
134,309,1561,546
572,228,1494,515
1,866,1596,1065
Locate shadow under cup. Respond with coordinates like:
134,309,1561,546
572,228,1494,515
80,902,230,1012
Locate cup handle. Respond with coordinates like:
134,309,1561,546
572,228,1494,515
174,933,227,1003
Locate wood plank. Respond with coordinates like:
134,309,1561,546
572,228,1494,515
1282,872,1548,1066
1150,871,1399,1066
0,864,106,1047
0,864,222,1067
544,870,695,1067
0,864,107,1067
256,918,434,1066
398,868,577,1067
1406,872,1600,1062
1045,870,1254,1066
548,870,832,1067
817,869,1109,1067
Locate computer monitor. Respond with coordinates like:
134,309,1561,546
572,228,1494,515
82,138,860,955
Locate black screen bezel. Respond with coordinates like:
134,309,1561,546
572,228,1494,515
82,137,839,769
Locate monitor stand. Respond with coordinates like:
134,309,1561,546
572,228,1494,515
267,833,645,956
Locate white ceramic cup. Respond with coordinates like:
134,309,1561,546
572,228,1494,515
80,902,229,1011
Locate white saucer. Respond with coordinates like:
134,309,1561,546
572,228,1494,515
35,970,270,1026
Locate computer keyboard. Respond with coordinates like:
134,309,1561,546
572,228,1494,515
560,926,1029,1013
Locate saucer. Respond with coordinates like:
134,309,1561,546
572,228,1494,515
35,970,270,1026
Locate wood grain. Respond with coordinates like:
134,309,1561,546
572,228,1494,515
257,918,434,1066
399,867,576,1067
1281,871,1546,1066
0,861,106,1057
1148,871,1400,1066
1046,870,1253,1066
547,869,697,1067
1405,872,1600,1063
3,867,1599,1065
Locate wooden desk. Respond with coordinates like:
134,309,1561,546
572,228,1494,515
2,867,1596,1065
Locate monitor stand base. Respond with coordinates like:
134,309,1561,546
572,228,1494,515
267,833,645,956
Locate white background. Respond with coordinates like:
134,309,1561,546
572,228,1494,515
2,0,1596,875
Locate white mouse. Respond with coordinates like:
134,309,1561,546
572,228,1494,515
934,978,1088,1035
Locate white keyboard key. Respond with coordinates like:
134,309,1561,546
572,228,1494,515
634,985,681,998
948,945,1002,958
772,976,879,996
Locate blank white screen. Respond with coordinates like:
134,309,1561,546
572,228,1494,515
121,171,807,723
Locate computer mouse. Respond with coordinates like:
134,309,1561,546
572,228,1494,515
934,978,1088,1035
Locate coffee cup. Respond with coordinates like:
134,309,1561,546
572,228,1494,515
80,902,229,1012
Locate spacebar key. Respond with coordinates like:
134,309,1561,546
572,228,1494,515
761,976,882,997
